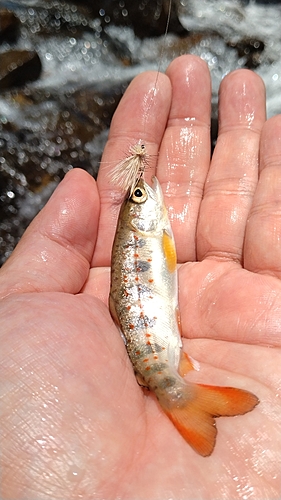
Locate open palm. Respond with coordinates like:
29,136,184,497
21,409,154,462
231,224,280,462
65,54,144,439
0,56,280,500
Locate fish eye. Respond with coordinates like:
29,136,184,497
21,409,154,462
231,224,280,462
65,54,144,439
131,186,147,203
134,188,143,197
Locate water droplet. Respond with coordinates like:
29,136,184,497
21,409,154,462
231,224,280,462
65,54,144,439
67,464,85,482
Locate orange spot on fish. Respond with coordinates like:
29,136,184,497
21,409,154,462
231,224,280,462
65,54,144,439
154,355,158,360
162,231,177,273
147,258,152,262
148,279,154,283
135,351,140,356
129,324,135,329
135,277,139,281
146,341,151,346
134,253,139,258
146,333,151,337
126,305,131,310
143,358,149,363
145,366,151,371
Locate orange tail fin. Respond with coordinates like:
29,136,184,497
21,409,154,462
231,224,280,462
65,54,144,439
162,384,259,457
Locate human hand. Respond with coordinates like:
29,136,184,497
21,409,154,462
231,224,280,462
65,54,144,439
0,55,280,499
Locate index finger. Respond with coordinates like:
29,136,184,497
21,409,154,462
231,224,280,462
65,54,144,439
92,71,172,267
157,55,212,262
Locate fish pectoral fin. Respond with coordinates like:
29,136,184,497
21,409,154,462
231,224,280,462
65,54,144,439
109,295,127,345
178,351,194,377
162,229,177,273
109,295,121,327
135,372,149,388
162,384,259,457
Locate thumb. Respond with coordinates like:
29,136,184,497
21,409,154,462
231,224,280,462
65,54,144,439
0,168,99,298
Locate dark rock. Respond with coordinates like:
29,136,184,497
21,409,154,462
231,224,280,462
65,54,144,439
123,0,188,39
19,2,94,38
102,29,135,65
0,50,42,90
227,38,265,69
0,80,127,185
75,0,188,38
0,79,127,265
0,9,20,44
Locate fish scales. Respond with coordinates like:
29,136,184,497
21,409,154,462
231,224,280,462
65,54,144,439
110,180,182,392
110,176,259,456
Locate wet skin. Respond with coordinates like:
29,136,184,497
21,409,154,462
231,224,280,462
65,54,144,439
0,55,280,499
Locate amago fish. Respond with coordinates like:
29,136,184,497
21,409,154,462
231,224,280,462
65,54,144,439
109,176,259,456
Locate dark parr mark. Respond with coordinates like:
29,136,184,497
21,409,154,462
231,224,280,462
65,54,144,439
135,260,151,272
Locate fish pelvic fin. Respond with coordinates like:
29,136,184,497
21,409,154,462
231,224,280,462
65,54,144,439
161,384,259,457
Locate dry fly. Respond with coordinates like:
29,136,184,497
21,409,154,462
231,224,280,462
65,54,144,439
110,141,148,196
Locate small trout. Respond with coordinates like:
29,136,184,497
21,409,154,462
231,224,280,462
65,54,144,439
110,176,259,456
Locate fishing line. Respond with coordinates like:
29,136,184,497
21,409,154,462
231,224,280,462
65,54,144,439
142,0,172,128
109,0,172,194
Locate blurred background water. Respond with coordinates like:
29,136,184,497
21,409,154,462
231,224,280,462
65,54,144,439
0,0,280,264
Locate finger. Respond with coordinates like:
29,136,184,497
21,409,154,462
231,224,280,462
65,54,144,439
244,115,281,277
157,55,211,262
197,69,266,263
0,169,99,297
93,71,172,267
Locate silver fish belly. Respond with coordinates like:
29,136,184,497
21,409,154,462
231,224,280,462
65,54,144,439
110,177,183,392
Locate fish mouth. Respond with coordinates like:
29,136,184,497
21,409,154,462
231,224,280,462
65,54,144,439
146,176,162,201
133,175,162,203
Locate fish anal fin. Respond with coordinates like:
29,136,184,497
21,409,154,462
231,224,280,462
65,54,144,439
178,351,194,377
161,384,259,456
135,372,149,388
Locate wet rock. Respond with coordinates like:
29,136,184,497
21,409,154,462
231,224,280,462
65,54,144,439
0,80,127,264
0,81,126,183
161,32,205,59
18,1,94,38
0,50,42,90
102,29,135,65
227,38,265,69
76,0,188,38
122,0,188,39
0,9,20,44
